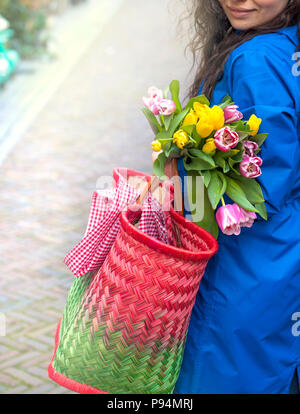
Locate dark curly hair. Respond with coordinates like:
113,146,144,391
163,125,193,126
181,0,300,100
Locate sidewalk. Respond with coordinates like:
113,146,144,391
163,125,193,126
0,0,191,393
0,0,124,165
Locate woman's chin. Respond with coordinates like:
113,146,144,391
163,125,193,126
229,19,257,31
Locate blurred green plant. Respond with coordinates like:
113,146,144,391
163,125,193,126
0,0,48,59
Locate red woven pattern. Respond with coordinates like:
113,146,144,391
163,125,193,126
49,205,218,394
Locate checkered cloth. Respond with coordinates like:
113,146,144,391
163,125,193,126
64,171,169,278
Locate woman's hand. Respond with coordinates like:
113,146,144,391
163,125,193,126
152,150,161,164
152,151,178,180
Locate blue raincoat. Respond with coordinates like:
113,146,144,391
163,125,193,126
174,25,300,394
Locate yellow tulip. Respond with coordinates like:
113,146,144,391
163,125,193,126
210,105,225,130
193,102,210,118
182,109,198,126
196,114,214,138
247,114,262,136
202,138,216,154
173,129,189,149
152,140,162,152
175,138,188,149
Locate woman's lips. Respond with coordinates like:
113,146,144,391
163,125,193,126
227,6,256,18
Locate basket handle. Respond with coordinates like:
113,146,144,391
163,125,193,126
170,158,183,216
136,174,161,205
137,158,183,248
137,158,183,215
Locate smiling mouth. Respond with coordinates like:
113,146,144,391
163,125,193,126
227,6,257,17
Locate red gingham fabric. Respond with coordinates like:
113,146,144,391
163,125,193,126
64,172,169,278
138,193,168,244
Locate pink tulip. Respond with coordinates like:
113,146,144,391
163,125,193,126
216,203,243,236
142,86,164,115
142,97,176,116
224,104,243,123
214,126,239,151
142,97,161,115
240,155,263,178
238,207,257,228
242,140,259,157
157,98,176,115
142,86,176,115
147,86,164,101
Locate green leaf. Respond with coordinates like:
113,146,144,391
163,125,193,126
186,172,219,239
154,130,173,146
223,162,230,173
188,136,197,144
153,152,168,179
225,176,259,212
184,156,216,171
214,149,240,160
169,80,182,113
141,107,162,134
227,171,265,204
237,131,250,141
168,108,189,136
215,157,230,174
215,154,226,172
215,151,239,173
181,124,194,136
220,94,233,104
163,113,174,131
191,127,203,146
155,130,172,140
184,95,210,111
164,142,181,158
207,170,227,210
251,133,268,147
254,202,268,220
218,95,234,109
228,158,241,175
163,141,172,152
163,86,169,98
228,156,239,166
217,171,227,196
187,148,216,167
231,150,244,163
230,120,250,131
202,170,211,188
159,139,174,146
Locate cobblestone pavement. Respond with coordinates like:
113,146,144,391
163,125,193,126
0,0,190,393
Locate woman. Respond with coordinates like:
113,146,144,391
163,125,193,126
173,0,300,393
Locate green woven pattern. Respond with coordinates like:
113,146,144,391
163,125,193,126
51,206,217,394
59,272,93,341
53,268,188,394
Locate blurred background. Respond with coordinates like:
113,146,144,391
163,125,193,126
0,0,194,393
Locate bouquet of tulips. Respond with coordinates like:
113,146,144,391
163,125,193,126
142,80,269,239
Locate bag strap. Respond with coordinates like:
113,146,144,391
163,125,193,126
136,175,161,205
137,158,183,215
170,158,184,216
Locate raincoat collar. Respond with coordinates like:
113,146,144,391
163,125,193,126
277,24,299,46
234,24,299,46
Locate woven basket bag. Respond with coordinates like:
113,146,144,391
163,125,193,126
48,172,218,394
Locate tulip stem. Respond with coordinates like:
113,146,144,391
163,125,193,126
159,114,165,129
221,196,226,206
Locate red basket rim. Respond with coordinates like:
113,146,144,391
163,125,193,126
120,205,218,261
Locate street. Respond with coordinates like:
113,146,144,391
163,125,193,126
0,0,191,393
